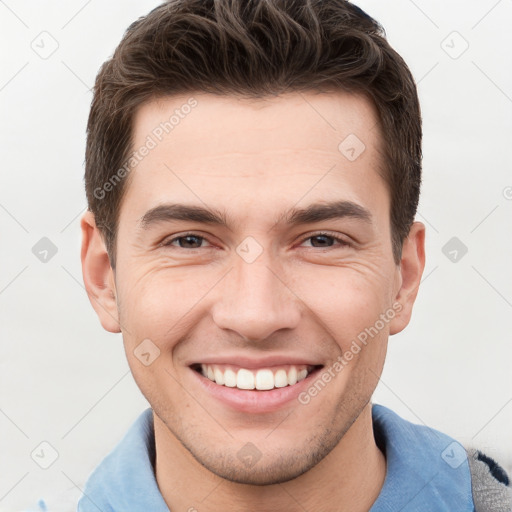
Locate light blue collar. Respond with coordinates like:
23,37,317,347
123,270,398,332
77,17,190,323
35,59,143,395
78,408,169,511
370,404,474,511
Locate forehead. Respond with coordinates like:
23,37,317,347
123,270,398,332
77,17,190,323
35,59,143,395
123,91,387,221
132,90,381,161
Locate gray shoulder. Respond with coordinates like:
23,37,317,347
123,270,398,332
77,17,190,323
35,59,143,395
465,447,512,512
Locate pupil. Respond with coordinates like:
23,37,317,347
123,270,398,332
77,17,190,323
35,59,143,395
181,235,201,248
312,235,332,247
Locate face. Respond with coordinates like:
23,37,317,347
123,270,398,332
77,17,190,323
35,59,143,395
82,91,424,485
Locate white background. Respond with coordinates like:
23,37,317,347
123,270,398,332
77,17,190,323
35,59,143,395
0,0,511,510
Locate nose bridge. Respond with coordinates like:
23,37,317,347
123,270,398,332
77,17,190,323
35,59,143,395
211,249,301,342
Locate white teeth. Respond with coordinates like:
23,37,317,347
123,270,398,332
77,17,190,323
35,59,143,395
297,369,308,382
214,367,224,385
224,369,237,387
237,369,255,389
274,369,288,388
288,366,297,386
200,364,314,390
255,369,274,390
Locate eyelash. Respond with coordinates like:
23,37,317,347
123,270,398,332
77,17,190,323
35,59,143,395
161,231,351,250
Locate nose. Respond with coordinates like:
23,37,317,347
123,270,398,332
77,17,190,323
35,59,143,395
211,250,301,342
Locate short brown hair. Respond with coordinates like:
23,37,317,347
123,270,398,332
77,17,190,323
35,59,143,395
85,0,421,267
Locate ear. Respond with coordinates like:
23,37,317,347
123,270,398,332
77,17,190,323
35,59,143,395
389,221,426,335
80,211,121,333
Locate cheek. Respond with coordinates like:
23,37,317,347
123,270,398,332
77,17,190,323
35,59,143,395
289,264,395,349
116,262,219,345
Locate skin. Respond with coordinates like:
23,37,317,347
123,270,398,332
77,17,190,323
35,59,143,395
81,91,425,511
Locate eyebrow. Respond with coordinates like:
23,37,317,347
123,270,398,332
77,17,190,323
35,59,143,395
138,200,372,231
281,200,372,226
139,203,230,230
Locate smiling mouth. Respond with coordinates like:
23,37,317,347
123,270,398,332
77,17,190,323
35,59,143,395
191,363,323,391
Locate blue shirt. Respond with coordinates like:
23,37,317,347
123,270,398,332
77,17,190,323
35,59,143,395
77,404,475,511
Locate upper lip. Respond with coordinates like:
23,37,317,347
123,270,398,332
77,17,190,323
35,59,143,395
188,355,324,369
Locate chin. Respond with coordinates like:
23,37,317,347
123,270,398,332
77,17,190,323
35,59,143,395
179,428,342,487
200,453,318,486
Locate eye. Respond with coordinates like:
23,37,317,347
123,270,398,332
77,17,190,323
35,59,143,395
161,233,211,249
160,231,350,251
300,232,351,249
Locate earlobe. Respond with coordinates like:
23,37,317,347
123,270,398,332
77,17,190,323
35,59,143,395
389,222,426,335
80,211,121,333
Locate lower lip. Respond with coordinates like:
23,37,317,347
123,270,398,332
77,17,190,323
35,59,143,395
190,367,322,414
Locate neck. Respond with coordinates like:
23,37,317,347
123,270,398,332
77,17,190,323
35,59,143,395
154,403,386,512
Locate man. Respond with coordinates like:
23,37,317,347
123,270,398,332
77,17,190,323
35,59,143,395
78,0,511,510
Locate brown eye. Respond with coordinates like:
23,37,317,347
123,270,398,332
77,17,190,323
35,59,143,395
309,235,335,248
177,235,204,248
162,234,210,249
301,232,350,249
